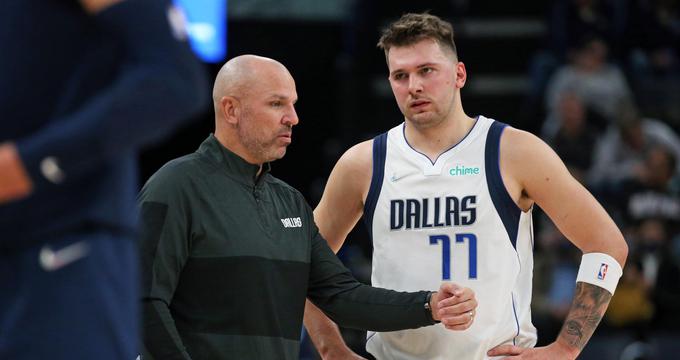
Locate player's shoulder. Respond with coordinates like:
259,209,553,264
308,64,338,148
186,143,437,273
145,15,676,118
498,123,566,179
335,139,373,174
499,125,548,157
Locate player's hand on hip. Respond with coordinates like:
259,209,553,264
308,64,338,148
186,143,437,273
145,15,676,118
487,341,578,360
433,282,477,330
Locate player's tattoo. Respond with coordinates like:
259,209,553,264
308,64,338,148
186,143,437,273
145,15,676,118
559,282,612,351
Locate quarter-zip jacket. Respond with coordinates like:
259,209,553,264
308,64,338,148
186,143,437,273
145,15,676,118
138,135,436,359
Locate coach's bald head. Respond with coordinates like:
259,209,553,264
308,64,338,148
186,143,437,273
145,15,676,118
211,55,299,166
212,55,290,119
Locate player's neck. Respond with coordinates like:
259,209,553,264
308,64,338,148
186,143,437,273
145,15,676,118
404,110,475,162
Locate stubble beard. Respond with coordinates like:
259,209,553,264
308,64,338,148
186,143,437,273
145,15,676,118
238,125,285,163
237,109,284,163
408,112,444,129
406,100,454,130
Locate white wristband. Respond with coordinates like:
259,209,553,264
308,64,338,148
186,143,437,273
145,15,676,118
575,252,623,295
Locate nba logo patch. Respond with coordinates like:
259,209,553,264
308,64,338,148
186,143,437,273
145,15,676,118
598,263,608,280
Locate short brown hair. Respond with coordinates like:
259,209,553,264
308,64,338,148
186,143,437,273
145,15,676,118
377,13,457,58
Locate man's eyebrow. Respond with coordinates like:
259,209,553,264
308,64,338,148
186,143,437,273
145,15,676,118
266,94,297,103
390,62,438,76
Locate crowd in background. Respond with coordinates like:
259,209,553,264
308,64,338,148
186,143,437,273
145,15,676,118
528,0,680,347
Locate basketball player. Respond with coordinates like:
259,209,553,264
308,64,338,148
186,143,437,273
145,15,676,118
303,13,628,360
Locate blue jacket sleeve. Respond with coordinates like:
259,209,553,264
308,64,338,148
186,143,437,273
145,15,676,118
16,0,209,190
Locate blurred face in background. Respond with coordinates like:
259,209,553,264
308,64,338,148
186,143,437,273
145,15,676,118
558,93,587,135
643,146,675,188
574,38,608,71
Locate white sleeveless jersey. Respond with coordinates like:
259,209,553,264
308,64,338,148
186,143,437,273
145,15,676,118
363,116,537,360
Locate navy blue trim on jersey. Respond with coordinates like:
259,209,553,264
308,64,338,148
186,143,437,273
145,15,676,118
402,116,480,165
363,133,388,239
529,214,535,248
511,292,520,345
484,121,521,249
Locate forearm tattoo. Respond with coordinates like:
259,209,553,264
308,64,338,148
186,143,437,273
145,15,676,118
559,282,612,351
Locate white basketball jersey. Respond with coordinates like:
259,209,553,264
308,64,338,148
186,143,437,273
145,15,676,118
363,116,537,360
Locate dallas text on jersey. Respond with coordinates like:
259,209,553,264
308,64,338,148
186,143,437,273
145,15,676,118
390,195,477,230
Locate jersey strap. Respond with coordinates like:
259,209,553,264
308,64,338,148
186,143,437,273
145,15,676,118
363,132,388,239
484,121,521,249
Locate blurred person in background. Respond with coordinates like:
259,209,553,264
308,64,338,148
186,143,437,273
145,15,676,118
0,0,208,358
595,144,680,234
589,101,680,186
544,35,632,137
521,0,622,130
542,92,600,183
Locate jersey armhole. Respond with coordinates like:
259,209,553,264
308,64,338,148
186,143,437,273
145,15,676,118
485,121,521,249
362,132,388,239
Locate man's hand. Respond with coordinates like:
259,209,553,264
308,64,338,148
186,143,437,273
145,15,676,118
487,340,578,360
488,282,611,359
431,282,477,330
0,142,33,204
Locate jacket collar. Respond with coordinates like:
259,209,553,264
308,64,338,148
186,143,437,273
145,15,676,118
197,134,271,186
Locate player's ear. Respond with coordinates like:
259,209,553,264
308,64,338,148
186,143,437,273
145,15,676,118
221,96,241,125
455,62,467,88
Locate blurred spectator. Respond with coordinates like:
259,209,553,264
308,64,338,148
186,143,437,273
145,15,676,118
543,92,600,182
545,35,632,131
522,0,623,131
596,145,679,248
624,147,679,228
589,101,680,185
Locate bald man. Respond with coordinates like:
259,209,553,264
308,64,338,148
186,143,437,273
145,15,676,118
137,55,478,359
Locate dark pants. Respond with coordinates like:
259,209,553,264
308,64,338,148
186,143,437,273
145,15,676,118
0,231,139,359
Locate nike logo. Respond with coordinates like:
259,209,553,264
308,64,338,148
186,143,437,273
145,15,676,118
389,171,417,182
39,241,90,271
